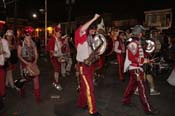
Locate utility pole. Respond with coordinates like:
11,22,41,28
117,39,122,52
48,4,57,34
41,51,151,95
44,0,47,47
2,0,7,20
14,0,17,36
66,0,75,33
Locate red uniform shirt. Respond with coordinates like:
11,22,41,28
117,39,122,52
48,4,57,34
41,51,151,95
74,27,87,48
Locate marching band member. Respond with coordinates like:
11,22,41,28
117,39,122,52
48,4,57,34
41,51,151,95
110,27,119,41
134,36,160,96
47,24,63,91
17,26,41,103
122,25,158,115
60,34,72,77
75,14,102,116
114,31,126,81
0,21,10,110
93,20,106,84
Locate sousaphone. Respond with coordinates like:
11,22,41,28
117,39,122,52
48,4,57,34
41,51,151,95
84,34,114,66
92,34,114,56
145,39,156,53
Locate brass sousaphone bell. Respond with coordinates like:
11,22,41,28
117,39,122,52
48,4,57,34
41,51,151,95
84,34,109,66
145,39,156,53
92,34,107,55
92,33,114,56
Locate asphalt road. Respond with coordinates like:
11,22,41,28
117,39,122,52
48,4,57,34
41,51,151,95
1,54,175,116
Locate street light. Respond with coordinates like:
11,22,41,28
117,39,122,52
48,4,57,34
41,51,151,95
32,13,37,18
39,0,47,47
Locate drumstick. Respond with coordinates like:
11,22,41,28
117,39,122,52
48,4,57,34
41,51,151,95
150,57,159,62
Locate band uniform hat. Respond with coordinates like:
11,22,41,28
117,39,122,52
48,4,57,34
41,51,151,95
55,24,62,32
132,25,145,36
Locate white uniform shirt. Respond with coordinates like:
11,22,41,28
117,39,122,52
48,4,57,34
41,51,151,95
0,38,11,65
53,38,63,57
76,31,92,62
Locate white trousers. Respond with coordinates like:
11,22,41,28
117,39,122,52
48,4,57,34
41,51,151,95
61,57,72,75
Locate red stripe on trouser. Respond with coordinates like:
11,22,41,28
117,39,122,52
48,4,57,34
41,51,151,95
77,65,97,114
0,68,5,97
116,54,124,80
122,70,152,112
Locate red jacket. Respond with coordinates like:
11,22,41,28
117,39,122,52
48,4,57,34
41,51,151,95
47,36,56,52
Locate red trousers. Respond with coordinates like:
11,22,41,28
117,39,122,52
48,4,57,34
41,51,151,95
77,64,97,114
50,57,61,72
122,70,152,112
0,68,5,97
116,54,124,80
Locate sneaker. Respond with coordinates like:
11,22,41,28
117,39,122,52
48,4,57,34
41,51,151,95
93,79,98,86
145,109,159,115
53,82,63,91
76,85,80,92
150,90,160,96
134,90,139,95
56,84,63,91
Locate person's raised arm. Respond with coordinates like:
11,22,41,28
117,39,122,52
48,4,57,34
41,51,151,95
80,14,100,33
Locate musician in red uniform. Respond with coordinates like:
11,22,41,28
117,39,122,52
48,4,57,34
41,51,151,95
47,24,63,91
93,21,106,83
122,25,158,115
75,14,102,116
114,31,126,81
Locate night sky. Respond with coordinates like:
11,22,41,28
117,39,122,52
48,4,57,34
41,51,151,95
0,0,174,22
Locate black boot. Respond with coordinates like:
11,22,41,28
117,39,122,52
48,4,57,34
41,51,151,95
145,109,159,115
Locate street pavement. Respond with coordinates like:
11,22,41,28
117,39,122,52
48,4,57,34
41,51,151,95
1,54,175,116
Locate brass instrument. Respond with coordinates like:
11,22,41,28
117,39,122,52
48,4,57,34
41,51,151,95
84,34,105,66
